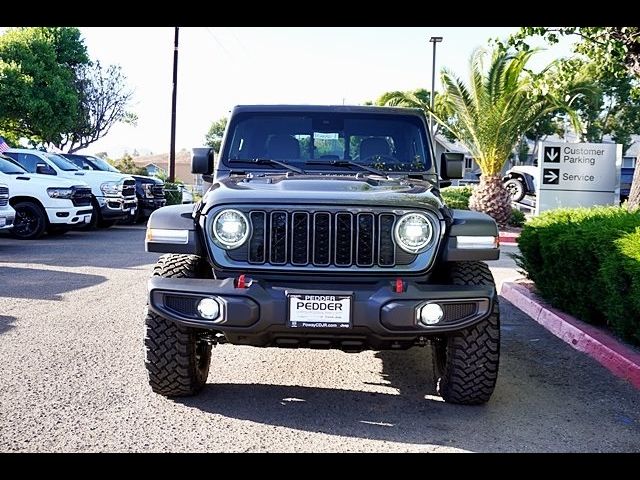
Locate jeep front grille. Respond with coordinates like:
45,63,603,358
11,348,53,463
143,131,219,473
0,186,8,207
232,209,416,269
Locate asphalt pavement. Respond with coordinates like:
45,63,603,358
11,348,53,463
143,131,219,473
0,226,639,452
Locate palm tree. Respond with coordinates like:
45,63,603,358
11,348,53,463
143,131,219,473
383,48,585,225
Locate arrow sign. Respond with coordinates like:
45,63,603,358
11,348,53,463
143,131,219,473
544,146,561,163
543,168,560,185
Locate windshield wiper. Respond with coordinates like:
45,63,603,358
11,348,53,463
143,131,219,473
251,158,305,174
305,159,389,178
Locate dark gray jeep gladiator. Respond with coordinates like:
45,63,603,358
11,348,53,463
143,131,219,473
144,105,500,405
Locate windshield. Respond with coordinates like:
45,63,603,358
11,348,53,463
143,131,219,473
223,112,431,173
45,153,80,171
0,155,26,174
86,156,120,173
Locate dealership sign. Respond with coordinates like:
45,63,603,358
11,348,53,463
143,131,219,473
536,142,622,214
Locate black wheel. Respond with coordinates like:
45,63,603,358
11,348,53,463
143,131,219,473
504,178,525,202
10,201,47,240
432,261,500,405
144,254,212,397
47,225,70,236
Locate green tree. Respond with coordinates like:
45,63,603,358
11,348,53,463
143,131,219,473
204,117,228,152
55,61,137,153
0,27,89,146
429,48,583,225
109,154,148,175
374,88,458,142
509,27,640,210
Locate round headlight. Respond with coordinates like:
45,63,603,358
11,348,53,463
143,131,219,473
212,209,250,249
394,212,433,253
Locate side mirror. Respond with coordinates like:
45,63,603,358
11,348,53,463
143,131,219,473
191,147,214,175
440,152,464,180
36,162,54,175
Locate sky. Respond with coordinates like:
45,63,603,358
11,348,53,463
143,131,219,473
6,27,576,157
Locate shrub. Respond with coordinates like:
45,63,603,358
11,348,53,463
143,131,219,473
508,208,526,227
441,185,474,210
517,206,640,345
600,228,640,344
163,183,183,205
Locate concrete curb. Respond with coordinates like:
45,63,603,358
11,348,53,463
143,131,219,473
501,282,640,389
499,231,519,246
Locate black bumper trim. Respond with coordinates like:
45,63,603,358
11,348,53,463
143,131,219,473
147,277,496,348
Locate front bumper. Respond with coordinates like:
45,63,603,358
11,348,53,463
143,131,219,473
148,277,496,350
45,206,94,226
140,198,167,217
98,195,138,220
0,211,15,229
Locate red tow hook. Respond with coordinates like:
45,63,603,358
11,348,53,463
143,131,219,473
235,274,248,289
395,277,405,293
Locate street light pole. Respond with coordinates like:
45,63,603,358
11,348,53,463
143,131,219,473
169,27,179,183
429,36,443,137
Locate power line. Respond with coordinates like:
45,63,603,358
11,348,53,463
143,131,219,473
203,27,231,58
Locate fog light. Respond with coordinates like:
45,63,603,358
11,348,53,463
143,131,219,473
418,303,444,326
197,297,220,320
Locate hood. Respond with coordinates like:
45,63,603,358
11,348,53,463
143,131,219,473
61,170,134,182
132,174,163,184
202,174,444,213
3,172,90,189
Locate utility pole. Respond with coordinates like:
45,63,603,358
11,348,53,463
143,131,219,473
169,27,179,183
429,36,443,137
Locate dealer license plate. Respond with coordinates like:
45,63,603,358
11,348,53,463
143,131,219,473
83,215,92,223
288,294,351,329
130,208,135,215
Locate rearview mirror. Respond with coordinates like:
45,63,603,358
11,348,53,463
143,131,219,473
440,152,464,180
36,162,54,175
192,147,214,175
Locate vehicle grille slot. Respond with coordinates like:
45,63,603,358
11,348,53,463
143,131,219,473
122,180,136,198
71,187,93,207
291,212,309,265
442,303,477,322
356,213,375,266
0,186,8,207
152,184,164,197
312,212,331,266
270,211,288,265
249,211,266,263
165,295,198,316
334,212,353,266
378,214,396,267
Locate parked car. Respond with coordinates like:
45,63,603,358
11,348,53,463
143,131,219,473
0,182,16,230
0,154,93,239
143,104,501,405
620,163,635,203
4,149,137,228
502,165,538,202
61,153,166,223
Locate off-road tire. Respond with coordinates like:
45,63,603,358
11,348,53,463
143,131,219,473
432,261,500,405
144,254,212,397
504,178,525,202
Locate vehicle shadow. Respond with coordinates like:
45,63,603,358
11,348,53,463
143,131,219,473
175,301,640,452
0,315,17,335
0,266,107,300
0,227,158,270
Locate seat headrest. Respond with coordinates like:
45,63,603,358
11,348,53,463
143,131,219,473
266,135,300,160
359,137,391,161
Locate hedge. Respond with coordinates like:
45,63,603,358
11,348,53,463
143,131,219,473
516,206,640,345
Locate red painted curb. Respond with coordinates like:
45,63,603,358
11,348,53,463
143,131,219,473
501,282,640,389
499,231,519,246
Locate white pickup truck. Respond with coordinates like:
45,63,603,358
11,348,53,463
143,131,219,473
0,153,93,239
5,148,137,228
0,182,16,230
